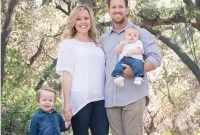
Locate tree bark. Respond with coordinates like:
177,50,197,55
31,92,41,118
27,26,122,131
1,0,18,89
78,0,96,14
196,0,200,7
138,9,200,31
183,0,195,7
29,38,45,66
35,59,57,90
142,26,200,83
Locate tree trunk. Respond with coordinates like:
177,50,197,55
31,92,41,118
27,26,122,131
35,59,57,90
144,26,200,83
196,0,200,7
78,0,96,14
1,0,18,89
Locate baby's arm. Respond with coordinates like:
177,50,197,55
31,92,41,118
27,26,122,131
127,40,144,56
115,41,126,55
127,47,143,56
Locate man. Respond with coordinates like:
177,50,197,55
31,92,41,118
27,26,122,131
100,0,161,135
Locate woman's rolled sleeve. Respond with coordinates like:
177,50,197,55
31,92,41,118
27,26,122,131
56,42,74,76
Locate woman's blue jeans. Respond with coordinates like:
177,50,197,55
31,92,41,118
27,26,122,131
71,100,109,135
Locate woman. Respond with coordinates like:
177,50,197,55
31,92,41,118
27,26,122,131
56,4,109,135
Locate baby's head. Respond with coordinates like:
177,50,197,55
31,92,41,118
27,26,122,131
124,27,140,43
36,87,57,113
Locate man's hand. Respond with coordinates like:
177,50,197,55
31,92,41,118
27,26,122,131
122,64,133,78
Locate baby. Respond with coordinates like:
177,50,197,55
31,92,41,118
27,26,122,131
29,87,70,135
112,27,144,87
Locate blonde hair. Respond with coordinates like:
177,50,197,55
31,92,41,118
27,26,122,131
36,86,57,102
125,27,139,35
65,4,98,44
124,27,139,38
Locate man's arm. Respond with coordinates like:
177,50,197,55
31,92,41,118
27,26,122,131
123,59,156,78
144,60,155,72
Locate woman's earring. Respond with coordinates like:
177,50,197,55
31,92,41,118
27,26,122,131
72,27,76,33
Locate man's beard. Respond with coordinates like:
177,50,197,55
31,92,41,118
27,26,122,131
113,17,127,24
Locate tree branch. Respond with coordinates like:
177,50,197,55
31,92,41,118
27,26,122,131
196,0,200,7
183,0,195,7
139,12,186,26
28,38,45,66
140,25,200,83
138,9,200,31
45,25,66,38
55,2,69,15
144,108,160,135
35,59,57,90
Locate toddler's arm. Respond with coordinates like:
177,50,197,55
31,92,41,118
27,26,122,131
29,116,38,135
59,113,70,132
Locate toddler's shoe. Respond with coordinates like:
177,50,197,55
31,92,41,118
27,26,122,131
134,77,143,85
114,76,124,87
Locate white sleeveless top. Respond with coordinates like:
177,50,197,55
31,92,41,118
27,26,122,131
56,39,105,115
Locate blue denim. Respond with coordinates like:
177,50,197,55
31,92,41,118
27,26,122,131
29,109,68,135
112,56,144,78
71,100,109,135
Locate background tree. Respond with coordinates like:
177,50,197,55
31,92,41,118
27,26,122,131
1,0,18,89
1,0,199,134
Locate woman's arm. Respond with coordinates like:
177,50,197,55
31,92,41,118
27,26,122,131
62,71,72,122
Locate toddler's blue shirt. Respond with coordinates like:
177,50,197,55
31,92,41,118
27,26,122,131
30,108,68,135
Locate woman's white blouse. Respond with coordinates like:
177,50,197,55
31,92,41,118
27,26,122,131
56,39,105,115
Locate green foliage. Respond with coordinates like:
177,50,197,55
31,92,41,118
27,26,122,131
96,0,108,22
161,130,179,135
3,47,32,87
1,47,62,134
2,86,37,134
1,0,200,134
2,47,37,134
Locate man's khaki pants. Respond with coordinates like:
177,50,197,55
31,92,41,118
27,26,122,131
106,97,145,135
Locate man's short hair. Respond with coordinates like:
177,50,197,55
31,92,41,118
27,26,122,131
107,0,128,8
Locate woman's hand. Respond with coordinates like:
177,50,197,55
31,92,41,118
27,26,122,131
65,121,71,128
64,103,72,122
